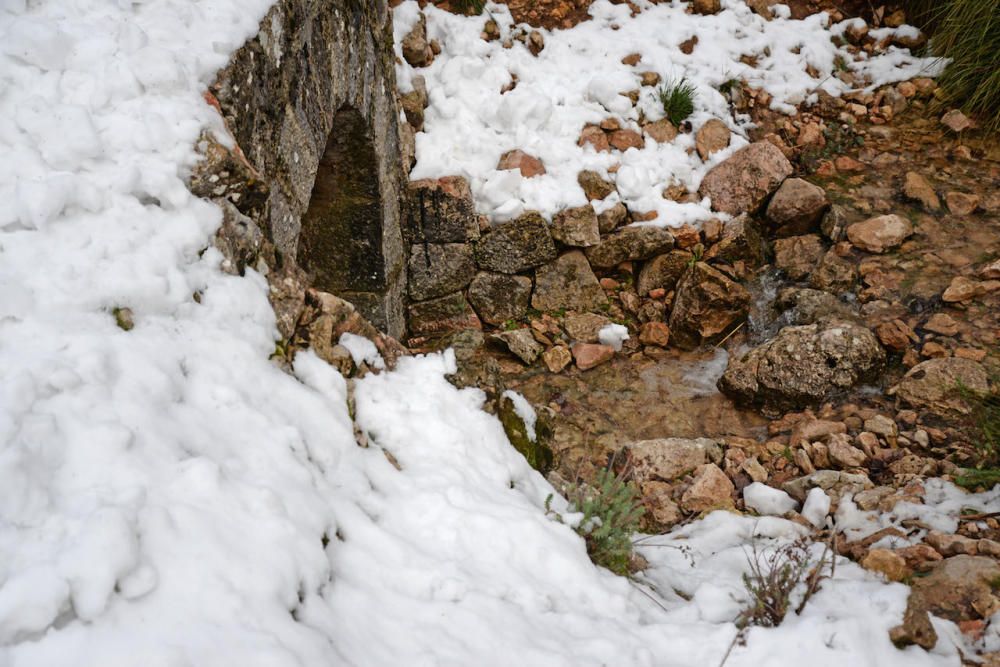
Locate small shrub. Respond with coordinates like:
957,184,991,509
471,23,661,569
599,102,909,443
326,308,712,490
658,78,697,126
548,468,645,575
736,537,832,629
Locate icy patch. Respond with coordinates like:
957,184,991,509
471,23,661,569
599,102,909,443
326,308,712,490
502,389,537,442
598,323,629,352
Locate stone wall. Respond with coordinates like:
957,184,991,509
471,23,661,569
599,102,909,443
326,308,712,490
208,0,407,337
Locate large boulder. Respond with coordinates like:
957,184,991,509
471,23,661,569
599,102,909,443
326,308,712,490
892,357,990,418
765,178,830,237
532,251,607,312
585,225,675,268
407,244,476,301
475,212,557,273
698,141,793,216
668,262,750,349
467,272,533,326
719,319,885,411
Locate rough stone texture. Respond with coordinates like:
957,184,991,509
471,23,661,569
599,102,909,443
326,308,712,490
703,214,765,267
543,345,573,373
893,357,989,418
719,319,886,411
407,244,476,301
820,204,851,242
644,119,678,144
598,203,628,233
407,292,481,336
681,463,735,512
585,226,675,268
498,394,553,472
776,287,857,326
698,141,793,216
408,177,481,243
639,322,670,347
532,251,608,312
810,249,858,293
551,205,600,247
492,329,544,365
213,198,264,276
861,549,909,582
572,343,615,370
668,262,750,349
765,178,830,237
609,129,644,151
774,234,825,281
637,250,691,295
903,171,941,212
475,212,557,273
691,0,721,13
626,438,722,482
578,170,616,201
209,0,406,336
782,470,873,503
467,272,532,326
401,13,433,67
695,119,731,160
946,191,979,216
497,149,546,178
847,214,913,254
562,313,612,343
891,556,1000,650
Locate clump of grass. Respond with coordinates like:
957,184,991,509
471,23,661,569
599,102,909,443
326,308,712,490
547,468,645,575
905,0,1000,133
451,0,485,15
657,77,697,126
953,380,1000,489
736,538,832,629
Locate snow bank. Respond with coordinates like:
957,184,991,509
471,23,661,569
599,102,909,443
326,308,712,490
394,0,943,226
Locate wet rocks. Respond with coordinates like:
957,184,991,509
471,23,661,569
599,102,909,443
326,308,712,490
668,262,750,349
572,343,615,371
773,234,825,281
681,463,735,512
699,141,793,216
846,214,913,254
903,171,941,212
765,178,829,237
467,272,532,325
703,214,765,267
719,319,885,411
551,205,600,247
626,437,722,481
475,212,557,273
892,357,989,418
532,251,607,311
584,225,675,268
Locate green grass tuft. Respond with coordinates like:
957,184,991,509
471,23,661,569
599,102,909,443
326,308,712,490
953,379,1000,489
451,0,485,15
657,77,697,126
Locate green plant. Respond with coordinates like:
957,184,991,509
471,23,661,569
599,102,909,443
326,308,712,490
953,380,1000,489
451,0,485,15
657,77,697,126
547,468,645,575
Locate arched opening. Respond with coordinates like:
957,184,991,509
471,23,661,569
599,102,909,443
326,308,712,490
299,105,385,296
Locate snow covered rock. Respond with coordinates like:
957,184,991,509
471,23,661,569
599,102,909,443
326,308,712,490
743,482,797,516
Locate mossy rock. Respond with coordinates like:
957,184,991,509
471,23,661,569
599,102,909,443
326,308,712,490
498,395,554,473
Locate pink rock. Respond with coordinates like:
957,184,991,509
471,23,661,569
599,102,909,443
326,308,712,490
497,149,546,178
571,343,615,370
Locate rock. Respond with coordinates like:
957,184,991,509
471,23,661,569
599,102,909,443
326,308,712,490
810,250,858,293
621,53,642,66
532,251,608,312
893,357,989,418
597,203,628,233
578,170,616,200
862,549,909,582
864,415,898,440
498,394,553,473
903,172,941,212
475,212,557,273
408,177,481,243
719,319,885,411
765,178,830,237
644,119,678,143
941,109,973,133
776,287,856,325
668,262,750,350
585,226,675,268
572,343,615,371
626,437,722,482
408,292,482,336
637,250,691,295
213,199,264,276
743,482,797,516
789,418,846,447
846,214,913,254
695,119,731,160
467,272,533,326
699,141,793,216
827,433,867,468
639,322,670,347
946,192,980,216
681,463,735,512
401,76,428,130
543,345,572,373
578,125,611,152
562,312,612,343
691,0,721,14
820,204,851,243
774,235,825,281
497,149,546,178
527,30,545,56
551,205,600,247
407,244,476,301
703,214,765,267
641,482,683,528
492,328,544,365
781,470,873,503
896,544,943,572
609,129,644,151
402,14,433,67
942,276,983,303
876,319,917,352
926,532,979,557
891,556,1000,650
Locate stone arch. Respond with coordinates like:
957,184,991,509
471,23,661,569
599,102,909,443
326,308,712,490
299,106,386,296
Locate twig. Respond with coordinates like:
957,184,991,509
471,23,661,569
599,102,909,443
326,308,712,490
715,321,745,348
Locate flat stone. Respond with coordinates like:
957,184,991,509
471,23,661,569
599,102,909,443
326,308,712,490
585,225,675,268
846,214,913,254
903,172,940,212
562,312,612,343
532,251,607,312
695,119,731,160
492,328,544,365
681,463,735,512
946,192,980,216
408,292,482,336
572,343,615,370
699,141,793,216
408,177,481,242
765,178,830,237
923,313,960,337
407,243,476,301
475,212,557,273
941,109,973,133
467,272,533,326
609,129,644,151
644,119,678,143
627,437,722,482
551,205,600,247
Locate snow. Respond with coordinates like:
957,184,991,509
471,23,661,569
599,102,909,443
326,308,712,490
394,0,944,226
802,487,833,528
598,322,630,351
338,332,386,370
744,482,798,516
502,389,538,441
0,0,980,663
